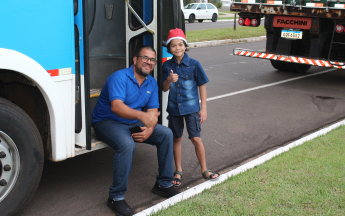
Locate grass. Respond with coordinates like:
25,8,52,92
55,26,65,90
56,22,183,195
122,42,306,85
186,26,266,43
218,17,234,20
219,10,235,14
153,125,345,215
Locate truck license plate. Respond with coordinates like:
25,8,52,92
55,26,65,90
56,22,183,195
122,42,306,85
281,30,303,39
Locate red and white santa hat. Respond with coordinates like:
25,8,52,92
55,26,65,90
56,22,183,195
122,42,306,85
167,28,187,45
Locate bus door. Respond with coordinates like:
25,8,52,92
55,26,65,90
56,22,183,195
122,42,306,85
160,0,185,126
126,0,185,127
76,0,185,150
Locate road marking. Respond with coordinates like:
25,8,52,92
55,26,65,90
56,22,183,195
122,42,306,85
207,68,336,102
134,104,345,216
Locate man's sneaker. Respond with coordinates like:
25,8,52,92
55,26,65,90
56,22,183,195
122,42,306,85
151,182,180,198
107,198,134,216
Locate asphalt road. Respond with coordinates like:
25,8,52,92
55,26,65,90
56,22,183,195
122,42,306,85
18,41,345,215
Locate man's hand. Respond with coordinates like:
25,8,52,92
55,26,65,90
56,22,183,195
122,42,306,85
131,127,154,142
140,111,160,128
199,108,207,123
167,70,178,83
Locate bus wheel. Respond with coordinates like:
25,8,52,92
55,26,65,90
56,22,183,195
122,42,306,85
270,60,288,71
285,62,311,73
0,97,44,215
188,14,195,23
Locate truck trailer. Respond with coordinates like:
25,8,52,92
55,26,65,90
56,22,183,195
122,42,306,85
231,0,345,72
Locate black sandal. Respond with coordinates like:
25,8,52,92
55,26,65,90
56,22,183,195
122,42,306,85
173,171,183,187
202,170,220,181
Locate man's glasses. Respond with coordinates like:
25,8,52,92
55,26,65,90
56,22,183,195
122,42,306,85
137,55,157,64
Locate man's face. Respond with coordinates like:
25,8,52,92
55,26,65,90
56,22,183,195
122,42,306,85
133,49,156,77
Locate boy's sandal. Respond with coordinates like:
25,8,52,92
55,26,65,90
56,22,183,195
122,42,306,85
173,171,183,187
202,170,220,181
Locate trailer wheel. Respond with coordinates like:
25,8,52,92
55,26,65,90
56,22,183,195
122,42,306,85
285,62,311,73
270,60,288,71
188,14,195,23
0,97,44,215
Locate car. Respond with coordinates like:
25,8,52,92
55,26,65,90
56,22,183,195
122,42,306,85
183,3,219,23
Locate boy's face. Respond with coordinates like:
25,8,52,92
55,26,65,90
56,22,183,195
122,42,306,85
169,39,186,58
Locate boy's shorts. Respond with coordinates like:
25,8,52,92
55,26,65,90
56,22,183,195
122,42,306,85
167,112,201,139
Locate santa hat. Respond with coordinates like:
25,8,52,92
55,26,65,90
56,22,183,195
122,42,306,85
167,28,187,45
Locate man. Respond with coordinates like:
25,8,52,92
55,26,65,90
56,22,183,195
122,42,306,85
92,46,180,216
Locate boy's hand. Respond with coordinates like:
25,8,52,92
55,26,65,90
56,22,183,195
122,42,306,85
168,70,178,83
199,108,207,123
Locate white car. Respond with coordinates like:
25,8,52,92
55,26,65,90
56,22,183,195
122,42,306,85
183,3,219,23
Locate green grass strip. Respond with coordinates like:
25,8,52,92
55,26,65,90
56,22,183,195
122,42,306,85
218,10,236,14
218,17,234,20
153,125,345,215
186,26,266,43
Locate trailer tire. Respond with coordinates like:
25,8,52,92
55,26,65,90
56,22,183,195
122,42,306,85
270,60,288,71
285,62,311,73
188,14,195,23
0,97,44,215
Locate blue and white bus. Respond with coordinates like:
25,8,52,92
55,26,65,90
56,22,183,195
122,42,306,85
0,0,184,214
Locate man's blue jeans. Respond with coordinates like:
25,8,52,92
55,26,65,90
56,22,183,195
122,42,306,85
93,120,174,201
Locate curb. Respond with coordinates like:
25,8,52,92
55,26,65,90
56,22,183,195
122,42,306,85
188,36,266,48
134,117,345,216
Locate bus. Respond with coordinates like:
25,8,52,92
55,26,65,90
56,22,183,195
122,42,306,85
0,0,184,214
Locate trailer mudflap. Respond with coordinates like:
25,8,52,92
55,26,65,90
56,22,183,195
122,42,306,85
233,48,345,69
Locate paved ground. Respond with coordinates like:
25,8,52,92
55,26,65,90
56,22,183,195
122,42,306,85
18,41,345,215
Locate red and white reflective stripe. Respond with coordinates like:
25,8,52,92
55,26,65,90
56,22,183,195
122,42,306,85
235,50,345,69
267,1,282,4
306,3,323,7
47,68,72,77
334,4,345,8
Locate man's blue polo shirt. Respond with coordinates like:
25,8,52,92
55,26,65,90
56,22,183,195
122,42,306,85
162,53,209,116
92,65,159,124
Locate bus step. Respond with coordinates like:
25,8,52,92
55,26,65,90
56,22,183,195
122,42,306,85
90,89,101,98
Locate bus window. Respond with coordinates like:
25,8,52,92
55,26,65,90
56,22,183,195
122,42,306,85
129,0,153,30
128,32,153,68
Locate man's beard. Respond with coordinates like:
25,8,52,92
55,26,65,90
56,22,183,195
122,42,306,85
135,64,151,77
